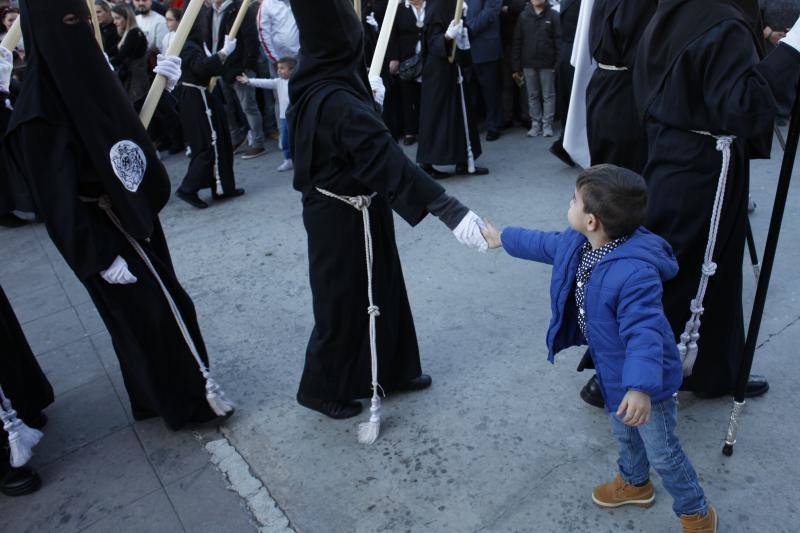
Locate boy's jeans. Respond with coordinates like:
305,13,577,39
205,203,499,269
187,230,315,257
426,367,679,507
609,396,707,517
279,118,291,161
522,67,555,131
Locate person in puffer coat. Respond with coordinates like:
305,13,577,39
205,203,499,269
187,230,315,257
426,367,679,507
481,164,718,532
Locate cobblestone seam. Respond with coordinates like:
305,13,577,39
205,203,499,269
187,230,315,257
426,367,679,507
206,437,295,533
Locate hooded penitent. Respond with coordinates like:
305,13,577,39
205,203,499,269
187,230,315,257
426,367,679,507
8,0,170,241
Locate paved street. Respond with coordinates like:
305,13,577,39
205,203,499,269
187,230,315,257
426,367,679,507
1,127,798,533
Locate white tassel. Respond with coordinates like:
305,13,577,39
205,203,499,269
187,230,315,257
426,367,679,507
1,400,43,468
357,396,381,445
203,372,235,417
215,179,224,196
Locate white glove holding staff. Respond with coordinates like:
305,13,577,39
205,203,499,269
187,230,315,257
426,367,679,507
369,74,385,107
453,211,488,252
445,19,463,41
220,36,237,58
101,256,138,285
153,54,182,92
780,15,800,52
366,12,379,30
0,47,12,94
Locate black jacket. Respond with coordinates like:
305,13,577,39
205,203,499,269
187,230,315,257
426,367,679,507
559,0,581,45
511,3,561,71
388,2,425,62
204,0,259,83
500,0,527,47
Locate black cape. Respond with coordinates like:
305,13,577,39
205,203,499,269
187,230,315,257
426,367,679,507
416,0,482,166
634,1,800,395
5,0,217,429
289,0,446,401
585,0,655,173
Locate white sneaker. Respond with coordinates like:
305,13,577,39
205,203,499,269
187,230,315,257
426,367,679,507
527,128,541,137
277,159,293,172
543,125,554,137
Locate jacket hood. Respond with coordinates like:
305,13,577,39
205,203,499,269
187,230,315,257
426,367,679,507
603,227,678,282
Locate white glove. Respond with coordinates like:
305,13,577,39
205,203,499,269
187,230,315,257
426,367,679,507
220,36,237,57
100,256,138,285
153,54,182,92
369,74,385,107
445,19,463,41
453,211,488,252
456,27,471,50
462,0,468,18
0,47,12,94
781,15,800,52
366,12,379,30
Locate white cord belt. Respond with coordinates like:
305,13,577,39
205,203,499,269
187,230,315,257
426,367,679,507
315,187,383,444
678,131,736,376
182,82,223,195
597,63,628,71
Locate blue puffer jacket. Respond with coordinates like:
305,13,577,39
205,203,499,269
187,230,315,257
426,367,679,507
501,226,684,411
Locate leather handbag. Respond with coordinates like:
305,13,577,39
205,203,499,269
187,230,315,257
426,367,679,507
397,53,423,81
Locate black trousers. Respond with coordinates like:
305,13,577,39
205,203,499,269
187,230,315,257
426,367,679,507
472,60,503,132
399,79,421,136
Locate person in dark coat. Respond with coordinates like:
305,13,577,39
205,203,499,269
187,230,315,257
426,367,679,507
95,0,120,56
549,0,580,167
634,0,800,399
465,0,504,141
578,0,657,408
500,0,530,129
109,3,150,103
288,0,488,419
417,0,488,177
0,285,53,497
176,11,245,208
5,0,233,431
387,0,427,146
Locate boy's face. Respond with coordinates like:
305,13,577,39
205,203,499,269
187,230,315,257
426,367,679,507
277,62,293,80
568,187,594,234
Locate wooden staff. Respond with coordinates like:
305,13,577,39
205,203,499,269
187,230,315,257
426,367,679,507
448,0,464,63
208,0,252,93
139,0,205,129
0,17,21,52
87,0,104,50
368,0,400,78
354,0,362,20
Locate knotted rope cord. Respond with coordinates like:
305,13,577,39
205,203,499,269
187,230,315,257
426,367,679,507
0,384,43,467
183,82,223,195
315,187,383,443
83,195,233,416
678,132,735,376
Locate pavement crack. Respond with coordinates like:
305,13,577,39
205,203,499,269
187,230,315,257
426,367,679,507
756,314,800,350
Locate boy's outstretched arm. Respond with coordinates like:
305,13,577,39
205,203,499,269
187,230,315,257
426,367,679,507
481,218,503,249
483,220,561,265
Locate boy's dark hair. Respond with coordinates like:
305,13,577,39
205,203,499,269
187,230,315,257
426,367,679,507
575,164,648,239
277,57,297,69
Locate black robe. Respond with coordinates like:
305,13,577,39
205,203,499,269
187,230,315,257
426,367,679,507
555,0,580,123
586,0,655,173
6,122,217,429
178,40,236,195
416,6,482,166
295,91,445,401
636,22,800,395
0,284,54,425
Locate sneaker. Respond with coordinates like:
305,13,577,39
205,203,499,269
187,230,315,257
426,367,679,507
277,159,293,172
241,147,266,160
543,125,554,137
592,474,655,508
680,504,718,532
527,128,541,137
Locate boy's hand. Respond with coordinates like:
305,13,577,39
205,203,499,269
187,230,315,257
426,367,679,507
481,218,503,249
616,390,651,426
235,73,249,85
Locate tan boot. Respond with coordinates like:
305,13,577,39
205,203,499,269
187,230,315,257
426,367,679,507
591,474,655,508
680,504,718,532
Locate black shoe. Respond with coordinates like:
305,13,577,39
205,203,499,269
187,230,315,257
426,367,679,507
455,164,489,176
297,392,363,420
420,164,452,180
176,190,209,209
403,135,417,146
486,130,501,141
395,374,432,392
549,141,576,167
522,119,532,130
26,412,48,430
212,188,245,200
580,374,605,409
0,213,29,228
188,408,236,428
744,375,769,398
0,466,41,497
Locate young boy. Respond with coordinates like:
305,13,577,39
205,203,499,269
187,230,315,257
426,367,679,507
481,165,717,533
511,0,561,137
237,57,296,172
